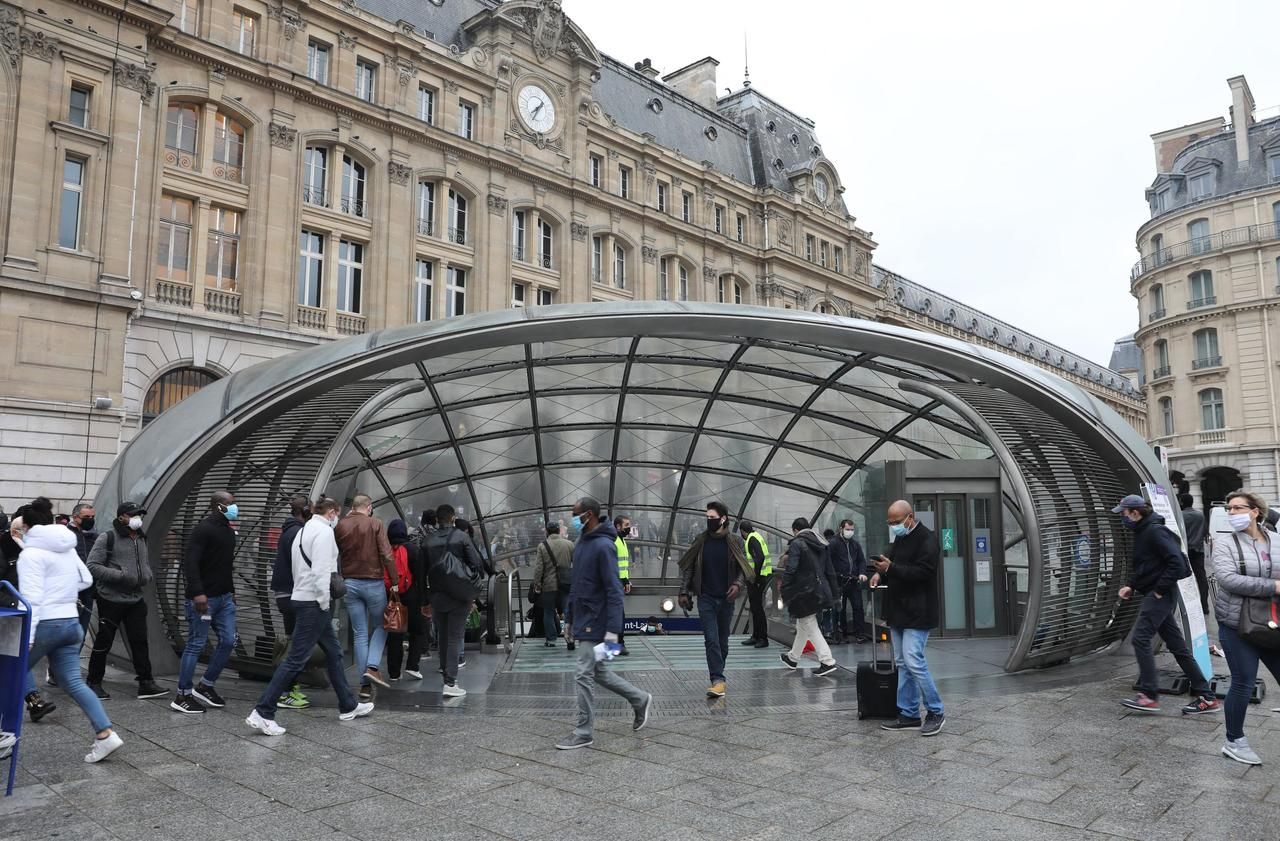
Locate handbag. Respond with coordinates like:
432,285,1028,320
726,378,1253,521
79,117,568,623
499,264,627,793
299,539,346,601
1231,534,1280,650
383,590,408,633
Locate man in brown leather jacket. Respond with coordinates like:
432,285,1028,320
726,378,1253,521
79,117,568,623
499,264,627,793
335,493,398,700
677,501,753,699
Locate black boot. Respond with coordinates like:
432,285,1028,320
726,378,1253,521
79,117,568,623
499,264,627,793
25,692,56,723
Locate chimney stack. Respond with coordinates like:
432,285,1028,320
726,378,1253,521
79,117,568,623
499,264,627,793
1227,75,1255,169
662,57,720,110
634,58,661,81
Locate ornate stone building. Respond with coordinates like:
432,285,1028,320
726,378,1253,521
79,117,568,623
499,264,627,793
1129,75,1280,506
0,0,1142,510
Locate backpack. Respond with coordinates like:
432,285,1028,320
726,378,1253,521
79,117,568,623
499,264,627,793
384,543,413,591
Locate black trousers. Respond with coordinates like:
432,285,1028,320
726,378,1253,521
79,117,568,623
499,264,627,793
87,597,153,685
1188,551,1210,616
747,573,772,641
387,589,427,677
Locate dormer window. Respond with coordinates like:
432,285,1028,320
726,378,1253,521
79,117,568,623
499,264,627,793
1188,171,1214,200
1268,153,1280,183
648,97,663,113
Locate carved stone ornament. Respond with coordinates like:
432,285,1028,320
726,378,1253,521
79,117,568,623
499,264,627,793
671,176,682,188
797,288,814,308
397,60,417,87
641,245,657,265
114,61,157,104
776,218,793,247
338,31,357,50
268,121,297,149
486,194,508,215
398,20,416,36
570,222,589,242
268,3,305,40
445,150,460,166
527,0,567,63
0,7,17,69
444,79,459,93
388,162,413,185
606,149,619,160
20,25,60,62
641,161,656,185
703,266,718,283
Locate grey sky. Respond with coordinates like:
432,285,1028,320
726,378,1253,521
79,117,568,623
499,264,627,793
564,0,1280,366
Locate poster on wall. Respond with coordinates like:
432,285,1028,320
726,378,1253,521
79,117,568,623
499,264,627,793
1144,482,1212,681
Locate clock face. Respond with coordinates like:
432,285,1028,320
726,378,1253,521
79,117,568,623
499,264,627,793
814,173,829,202
517,84,556,134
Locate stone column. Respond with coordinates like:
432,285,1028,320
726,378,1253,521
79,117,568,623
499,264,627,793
191,198,212,312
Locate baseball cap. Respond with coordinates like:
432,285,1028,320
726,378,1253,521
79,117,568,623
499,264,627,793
1110,494,1146,514
116,501,147,517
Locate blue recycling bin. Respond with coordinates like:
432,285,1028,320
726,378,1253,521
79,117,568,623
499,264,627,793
0,581,32,796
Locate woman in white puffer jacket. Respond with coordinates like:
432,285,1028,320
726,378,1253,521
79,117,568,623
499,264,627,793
18,523,124,763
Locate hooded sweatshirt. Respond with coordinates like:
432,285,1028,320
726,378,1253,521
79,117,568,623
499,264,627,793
17,524,93,642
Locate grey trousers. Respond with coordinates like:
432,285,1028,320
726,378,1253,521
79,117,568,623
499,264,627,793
574,642,647,739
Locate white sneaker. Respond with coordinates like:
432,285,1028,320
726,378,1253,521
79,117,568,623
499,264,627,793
404,670,423,680
84,732,123,763
245,710,286,736
1223,737,1262,766
339,701,374,721
442,683,467,698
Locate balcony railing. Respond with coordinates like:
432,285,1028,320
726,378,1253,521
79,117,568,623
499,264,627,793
447,226,467,245
164,144,197,172
537,252,553,270
212,159,243,184
1187,296,1217,310
1147,308,1167,322
156,279,192,308
1192,355,1223,370
1152,365,1172,379
336,312,366,336
296,304,327,330
417,218,434,236
1198,429,1228,445
302,186,328,208
513,244,526,262
340,196,366,217
591,267,602,283
1132,220,1280,280
204,286,241,315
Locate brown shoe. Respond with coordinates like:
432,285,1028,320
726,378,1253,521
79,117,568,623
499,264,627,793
706,681,726,698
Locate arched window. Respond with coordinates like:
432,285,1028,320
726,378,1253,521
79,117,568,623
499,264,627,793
448,189,468,244
303,146,328,207
1150,233,1164,264
658,257,691,301
341,156,367,218
612,242,627,290
1188,270,1214,308
1187,218,1211,255
1149,283,1165,319
733,280,743,305
1192,328,1220,368
1158,397,1174,436
142,367,219,426
1198,388,1225,430
212,113,246,183
164,103,200,170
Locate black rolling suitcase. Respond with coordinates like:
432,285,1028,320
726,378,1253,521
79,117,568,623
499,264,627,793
857,585,898,719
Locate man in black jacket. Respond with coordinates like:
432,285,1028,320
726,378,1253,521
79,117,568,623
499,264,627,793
828,519,870,644
424,504,485,697
1113,494,1219,715
68,503,97,634
269,495,311,710
870,500,945,736
1178,493,1209,616
173,491,240,714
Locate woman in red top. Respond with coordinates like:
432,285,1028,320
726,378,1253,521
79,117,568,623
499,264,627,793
385,519,426,681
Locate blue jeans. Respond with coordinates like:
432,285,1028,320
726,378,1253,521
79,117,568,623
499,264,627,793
344,578,388,680
28,618,111,733
543,590,567,642
1218,623,1280,742
178,593,237,692
698,594,735,682
891,626,943,718
254,601,357,719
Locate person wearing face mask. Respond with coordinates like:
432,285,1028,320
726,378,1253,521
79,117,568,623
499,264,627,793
1112,493,1218,717
6,504,60,723
738,520,773,649
612,514,633,654
424,504,484,697
173,491,240,714
870,500,945,736
677,501,753,699
269,495,313,709
1210,490,1280,765
246,497,373,736
827,519,870,645
68,503,98,636
84,502,165,700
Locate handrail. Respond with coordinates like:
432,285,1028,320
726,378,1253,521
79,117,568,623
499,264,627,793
483,569,523,648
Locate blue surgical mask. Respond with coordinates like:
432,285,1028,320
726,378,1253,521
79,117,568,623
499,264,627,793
1121,517,1138,530
570,514,585,532
223,503,239,521
888,523,909,541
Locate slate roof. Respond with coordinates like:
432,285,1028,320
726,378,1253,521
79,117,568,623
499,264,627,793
1145,114,1280,215
1108,335,1143,376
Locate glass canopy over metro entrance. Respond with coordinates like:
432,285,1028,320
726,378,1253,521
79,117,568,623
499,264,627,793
95,304,1166,675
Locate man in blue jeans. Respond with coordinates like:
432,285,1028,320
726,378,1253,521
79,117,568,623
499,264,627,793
335,493,399,701
678,501,752,698
173,491,240,714
870,499,945,736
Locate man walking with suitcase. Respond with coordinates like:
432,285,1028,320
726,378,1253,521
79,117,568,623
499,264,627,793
871,500,945,736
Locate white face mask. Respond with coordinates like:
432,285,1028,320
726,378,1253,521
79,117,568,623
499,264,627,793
1228,513,1254,532
128,516,143,531
326,515,339,529
841,529,855,540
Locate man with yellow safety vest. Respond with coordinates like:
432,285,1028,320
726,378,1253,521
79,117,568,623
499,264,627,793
738,520,773,648
612,514,633,656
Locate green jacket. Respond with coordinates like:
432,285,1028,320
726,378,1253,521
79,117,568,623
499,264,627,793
677,529,753,597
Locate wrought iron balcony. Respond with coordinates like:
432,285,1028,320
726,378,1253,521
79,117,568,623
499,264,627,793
1192,356,1222,370
513,244,526,262
212,159,243,184
164,144,197,172
1187,296,1217,310
302,186,328,208
447,226,467,245
417,218,434,236
1152,365,1172,379
1132,221,1280,281
340,196,366,217
537,252,553,270
1147,308,1166,322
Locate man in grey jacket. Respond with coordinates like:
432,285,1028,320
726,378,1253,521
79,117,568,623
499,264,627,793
86,502,166,700
531,522,574,648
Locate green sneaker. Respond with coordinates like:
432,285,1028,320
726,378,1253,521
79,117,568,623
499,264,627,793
278,689,311,709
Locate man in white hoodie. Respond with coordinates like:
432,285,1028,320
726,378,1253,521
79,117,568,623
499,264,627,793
246,497,372,735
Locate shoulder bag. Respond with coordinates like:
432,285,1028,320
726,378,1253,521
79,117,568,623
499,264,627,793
1231,534,1280,650
299,537,347,601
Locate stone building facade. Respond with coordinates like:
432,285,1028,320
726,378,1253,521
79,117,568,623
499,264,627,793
1130,75,1280,506
0,0,1143,511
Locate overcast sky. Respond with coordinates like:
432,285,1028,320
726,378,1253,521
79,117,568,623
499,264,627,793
564,0,1280,366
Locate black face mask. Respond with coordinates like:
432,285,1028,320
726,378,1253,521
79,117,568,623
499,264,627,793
78,517,96,531
618,526,631,538
706,517,724,534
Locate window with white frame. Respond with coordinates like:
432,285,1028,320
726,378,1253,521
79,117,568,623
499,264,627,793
717,276,725,302
659,257,670,300
1193,328,1220,367
1153,339,1170,374
1270,154,1280,183
355,59,376,102
206,207,240,291
448,189,467,243
413,258,433,322
681,191,692,222
1187,218,1210,254
297,230,324,307
341,156,366,217
834,246,844,274
736,213,745,243
1273,200,1280,228
619,165,631,199
512,282,526,308
537,288,554,306
1159,397,1174,436
68,84,91,128
1188,270,1214,307
613,243,626,289
303,146,328,206
212,112,245,182
714,205,724,234
591,236,603,282
678,263,689,301
819,240,829,268
306,40,330,85
1199,388,1225,430
418,85,435,124
417,181,435,235
733,281,743,304
156,193,193,281
59,156,85,249
233,8,257,56
446,266,466,316
337,240,363,313
1188,171,1213,200
164,103,199,170
457,101,475,140
805,234,815,261
513,210,527,262
657,182,667,213
1150,283,1165,316
176,0,198,34
590,154,602,187
538,218,553,268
